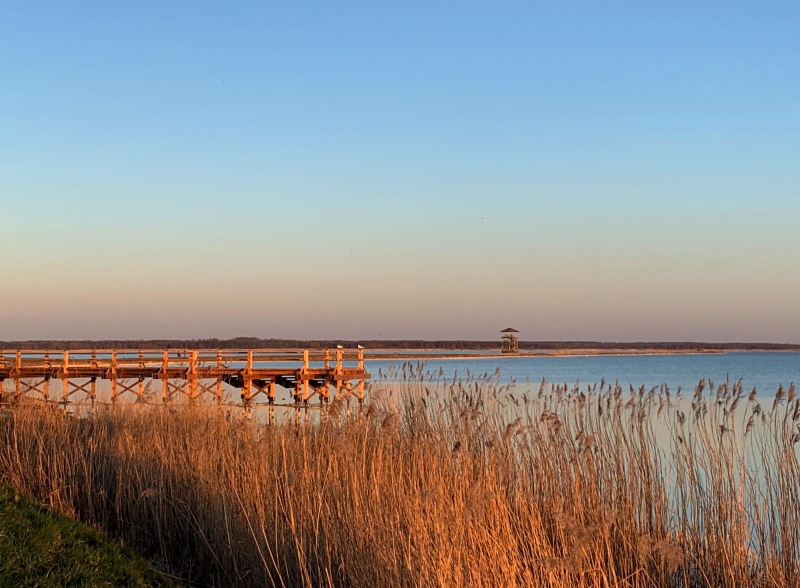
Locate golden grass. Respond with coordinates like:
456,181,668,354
0,365,798,587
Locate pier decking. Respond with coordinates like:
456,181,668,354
0,349,370,406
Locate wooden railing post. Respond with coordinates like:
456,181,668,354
335,349,343,399
215,350,223,404
356,348,366,404
189,350,198,401
110,350,118,402
161,350,169,403
14,352,21,401
42,352,50,401
90,352,98,403
62,351,70,405
242,350,253,407
301,349,310,401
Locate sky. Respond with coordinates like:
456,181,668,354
1,1,799,342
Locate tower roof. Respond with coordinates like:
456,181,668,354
500,327,519,333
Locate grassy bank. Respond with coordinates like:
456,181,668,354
0,368,797,587
0,482,172,587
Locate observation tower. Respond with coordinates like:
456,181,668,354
500,328,519,354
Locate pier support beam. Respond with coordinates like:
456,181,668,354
61,378,97,405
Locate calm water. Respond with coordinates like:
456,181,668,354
366,351,800,397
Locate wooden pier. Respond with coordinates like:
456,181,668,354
0,348,370,407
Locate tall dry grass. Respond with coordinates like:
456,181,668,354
0,364,798,587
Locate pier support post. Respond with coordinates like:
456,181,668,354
189,350,198,401
14,352,22,401
356,348,365,405
215,350,223,404
110,351,118,403
61,351,69,407
242,380,252,410
335,349,343,399
161,351,169,403
301,350,310,402
242,350,253,410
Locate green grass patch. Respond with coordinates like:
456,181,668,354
0,484,173,587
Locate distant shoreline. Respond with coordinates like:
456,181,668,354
364,348,732,360
2,339,799,353
363,348,800,361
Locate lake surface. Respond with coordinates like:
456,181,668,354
365,351,800,397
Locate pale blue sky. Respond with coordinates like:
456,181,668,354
1,1,799,341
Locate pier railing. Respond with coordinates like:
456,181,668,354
0,348,370,407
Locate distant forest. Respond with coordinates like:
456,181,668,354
1,338,798,351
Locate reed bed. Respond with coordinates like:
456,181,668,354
0,364,798,587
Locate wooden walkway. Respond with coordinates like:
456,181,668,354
0,349,370,406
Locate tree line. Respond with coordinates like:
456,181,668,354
1,338,798,351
